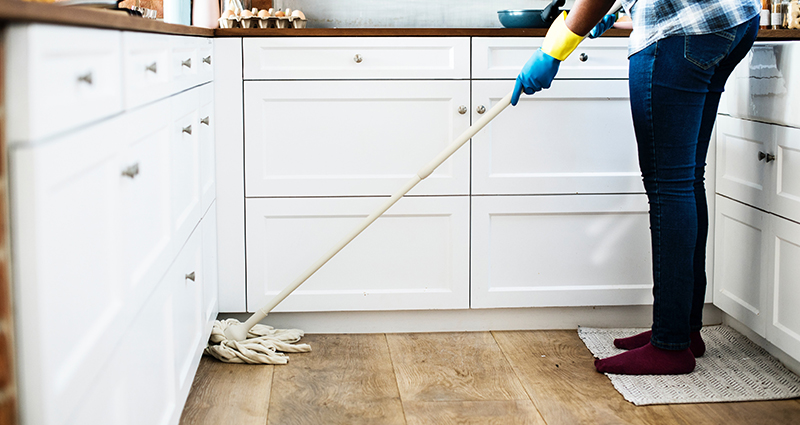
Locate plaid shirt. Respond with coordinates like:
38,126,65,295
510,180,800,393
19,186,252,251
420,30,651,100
621,0,761,56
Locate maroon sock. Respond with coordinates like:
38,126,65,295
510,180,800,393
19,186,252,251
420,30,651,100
613,330,706,357
595,343,696,375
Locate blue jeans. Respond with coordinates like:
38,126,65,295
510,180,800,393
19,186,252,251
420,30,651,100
629,16,760,350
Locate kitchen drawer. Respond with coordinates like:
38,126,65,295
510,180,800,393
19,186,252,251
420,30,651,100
472,79,642,195
472,37,629,80
122,32,172,109
244,80,471,197
245,196,470,312
198,83,216,212
471,194,653,309
169,88,203,248
720,42,800,129
170,36,214,94
5,24,123,143
243,37,470,80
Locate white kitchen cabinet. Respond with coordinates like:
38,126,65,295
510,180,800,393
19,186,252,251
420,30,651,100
245,196,470,312
5,24,123,144
7,24,217,425
471,79,642,195
471,194,652,308
766,213,800,361
243,37,470,80
243,80,471,197
202,202,220,325
122,31,172,109
713,195,769,336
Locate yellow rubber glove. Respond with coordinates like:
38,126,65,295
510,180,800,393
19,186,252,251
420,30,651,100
541,11,586,61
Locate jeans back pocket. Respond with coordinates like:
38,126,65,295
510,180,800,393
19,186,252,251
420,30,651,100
684,29,736,70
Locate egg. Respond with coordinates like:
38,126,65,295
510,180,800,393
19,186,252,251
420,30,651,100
275,10,286,17
268,8,274,16
221,9,235,18
285,8,292,16
241,9,254,17
258,9,269,18
291,10,306,20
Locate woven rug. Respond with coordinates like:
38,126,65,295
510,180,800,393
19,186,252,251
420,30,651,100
578,325,800,405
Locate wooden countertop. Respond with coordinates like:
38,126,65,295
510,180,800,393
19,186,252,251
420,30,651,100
1,2,799,40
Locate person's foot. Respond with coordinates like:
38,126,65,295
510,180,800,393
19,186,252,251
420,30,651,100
594,343,696,375
613,330,706,357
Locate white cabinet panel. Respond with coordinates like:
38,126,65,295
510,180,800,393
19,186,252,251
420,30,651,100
245,196,469,312
713,195,769,336
472,80,642,195
716,116,774,211
243,37,470,80
170,88,203,247
244,80,471,197
721,42,800,129
122,32,172,109
773,124,800,223
198,83,216,212
5,24,123,143
766,214,800,361
202,202,220,325
170,36,200,94
472,37,629,80
471,194,652,308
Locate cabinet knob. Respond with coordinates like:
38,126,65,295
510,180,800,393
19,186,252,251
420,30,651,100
185,271,196,281
203,56,212,65
121,163,140,179
458,105,467,115
579,53,589,62
183,125,193,135
146,62,158,74
758,151,776,162
201,116,210,125
77,72,93,85
476,105,486,114
182,58,192,68
354,54,363,64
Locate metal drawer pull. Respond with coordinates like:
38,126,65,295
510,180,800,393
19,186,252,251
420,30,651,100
579,53,589,62
146,62,158,73
185,271,196,281
183,125,193,135
758,151,776,162
121,163,140,179
78,73,93,85
458,105,467,115
182,58,192,68
354,54,363,63
476,105,486,114
201,116,210,125
203,56,212,65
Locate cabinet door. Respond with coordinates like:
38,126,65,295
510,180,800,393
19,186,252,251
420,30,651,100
244,80,471,197
198,83,216,212
471,194,652,308
766,215,800,361
772,124,800,223
715,116,775,211
122,31,172,109
713,195,769,336
170,35,200,94
472,80,642,195
245,196,469,312
202,202,220,325
170,88,203,247
10,118,126,425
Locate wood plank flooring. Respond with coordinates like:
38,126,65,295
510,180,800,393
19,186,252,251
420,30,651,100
180,330,800,425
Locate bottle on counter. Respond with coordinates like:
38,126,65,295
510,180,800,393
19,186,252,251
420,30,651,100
762,0,772,29
772,0,784,29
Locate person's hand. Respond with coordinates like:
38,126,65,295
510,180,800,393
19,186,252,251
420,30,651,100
511,49,560,106
588,14,617,39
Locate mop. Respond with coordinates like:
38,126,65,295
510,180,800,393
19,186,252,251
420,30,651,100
205,92,514,364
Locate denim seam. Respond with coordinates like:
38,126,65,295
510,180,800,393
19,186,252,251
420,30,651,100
648,42,662,340
684,31,735,70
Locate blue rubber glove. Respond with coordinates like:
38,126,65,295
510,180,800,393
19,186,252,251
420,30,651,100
588,14,617,39
511,49,560,106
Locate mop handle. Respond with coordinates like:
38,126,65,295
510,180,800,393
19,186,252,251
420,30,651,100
239,92,513,332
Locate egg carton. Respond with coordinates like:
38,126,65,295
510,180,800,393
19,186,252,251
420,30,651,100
218,7,308,29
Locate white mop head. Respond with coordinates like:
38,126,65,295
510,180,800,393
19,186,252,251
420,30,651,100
205,318,312,364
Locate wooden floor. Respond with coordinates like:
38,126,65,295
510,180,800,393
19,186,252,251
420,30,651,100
180,330,800,425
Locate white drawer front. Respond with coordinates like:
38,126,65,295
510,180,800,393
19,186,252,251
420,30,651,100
169,88,203,247
122,32,172,109
715,116,774,211
243,37,470,80
773,124,800,223
197,38,215,84
170,36,201,93
472,79,642,195
720,42,800,128
244,80,471,197
6,24,123,143
472,37,629,80
245,196,470,312
471,194,653,309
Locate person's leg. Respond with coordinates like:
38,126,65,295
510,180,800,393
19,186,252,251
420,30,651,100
596,16,760,375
